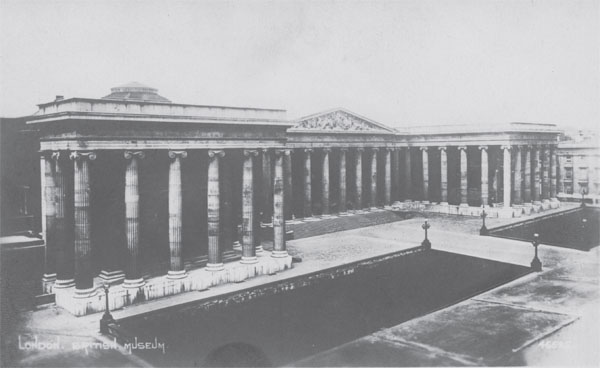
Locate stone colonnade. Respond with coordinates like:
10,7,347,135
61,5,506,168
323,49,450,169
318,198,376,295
41,148,290,296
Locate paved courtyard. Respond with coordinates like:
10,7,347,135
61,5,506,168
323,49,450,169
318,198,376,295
3,204,598,367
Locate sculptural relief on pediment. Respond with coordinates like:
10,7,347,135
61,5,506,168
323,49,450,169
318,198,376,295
292,111,387,132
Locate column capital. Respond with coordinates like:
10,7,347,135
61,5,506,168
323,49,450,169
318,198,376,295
243,149,260,157
438,146,447,152
371,147,379,152
458,146,468,151
70,151,97,161
322,148,331,153
303,148,313,153
168,150,188,159
501,145,511,151
274,149,291,156
478,145,488,151
51,151,62,161
339,147,349,152
356,147,365,152
419,146,428,152
124,151,145,160
207,150,225,158
512,145,521,151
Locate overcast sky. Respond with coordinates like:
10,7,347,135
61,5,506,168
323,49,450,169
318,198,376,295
1,0,598,130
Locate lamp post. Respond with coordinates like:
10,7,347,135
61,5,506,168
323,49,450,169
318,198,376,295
581,188,587,207
530,233,542,272
421,220,431,249
480,207,489,235
100,283,115,334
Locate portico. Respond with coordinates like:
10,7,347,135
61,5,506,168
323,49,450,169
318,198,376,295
29,84,562,316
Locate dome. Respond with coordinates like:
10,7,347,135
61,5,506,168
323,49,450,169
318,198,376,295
102,82,171,103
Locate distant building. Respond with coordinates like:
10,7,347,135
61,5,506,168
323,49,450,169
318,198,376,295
556,132,600,202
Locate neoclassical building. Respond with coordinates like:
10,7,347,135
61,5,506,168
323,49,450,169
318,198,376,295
28,83,561,315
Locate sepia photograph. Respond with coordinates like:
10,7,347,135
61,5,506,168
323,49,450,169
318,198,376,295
0,0,598,367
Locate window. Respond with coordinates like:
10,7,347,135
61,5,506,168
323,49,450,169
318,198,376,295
565,155,572,164
565,167,573,180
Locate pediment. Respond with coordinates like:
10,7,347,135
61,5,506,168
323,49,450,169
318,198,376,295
290,109,396,134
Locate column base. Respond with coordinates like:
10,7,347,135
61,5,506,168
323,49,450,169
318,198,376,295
320,213,333,218
541,199,551,210
302,216,320,222
53,278,75,289
240,256,258,264
123,278,146,289
353,209,366,214
73,287,97,299
338,211,351,216
99,270,125,285
271,250,289,258
232,241,242,250
166,270,188,279
42,274,56,294
512,205,524,218
255,246,264,254
205,263,224,272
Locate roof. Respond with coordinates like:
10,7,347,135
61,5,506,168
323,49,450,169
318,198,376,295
102,82,171,103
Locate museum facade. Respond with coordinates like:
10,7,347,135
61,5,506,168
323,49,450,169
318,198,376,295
27,83,561,315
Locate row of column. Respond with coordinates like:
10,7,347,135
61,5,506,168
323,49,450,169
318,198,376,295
42,149,289,296
416,144,557,208
300,147,393,217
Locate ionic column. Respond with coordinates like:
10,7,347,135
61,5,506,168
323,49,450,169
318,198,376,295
404,147,412,199
241,150,259,264
523,145,532,202
123,151,145,288
479,146,489,206
549,146,556,198
53,152,74,288
207,150,225,272
339,148,348,213
420,147,429,202
513,146,522,204
42,152,57,287
459,146,468,206
355,148,363,210
167,150,187,278
283,150,294,220
303,148,312,217
321,148,331,216
533,146,541,202
541,145,550,199
384,148,392,205
439,147,448,204
261,149,272,223
70,151,96,296
273,150,289,258
502,145,512,207
370,148,378,208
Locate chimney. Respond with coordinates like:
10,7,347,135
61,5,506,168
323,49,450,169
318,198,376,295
55,95,64,101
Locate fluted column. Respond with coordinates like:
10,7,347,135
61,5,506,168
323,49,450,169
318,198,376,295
321,148,331,216
513,146,522,204
42,152,57,285
523,146,532,202
339,148,348,213
283,150,293,220
355,148,363,211
303,148,312,217
167,150,187,279
459,146,468,206
541,145,550,199
404,147,412,199
479,146,489,206
420,147,429,202
206,150,225,271
384,148,392,205
502,145,512,207
439,147,448,204
241,149,259,264
533,146,541,202
53,152,74,288
123,151,145,288
272,150,289,258
549,146,556,198
370,148,378,208
70,151,96,296
261,149,272,223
